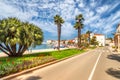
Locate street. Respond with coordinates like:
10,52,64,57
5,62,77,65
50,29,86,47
11,47,120,80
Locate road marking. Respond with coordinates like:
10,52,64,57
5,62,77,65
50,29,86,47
88,52,102,80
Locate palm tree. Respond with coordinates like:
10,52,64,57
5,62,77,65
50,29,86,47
54,15,64,50
86,30,92,44
74,14,84,48
0,17,43,57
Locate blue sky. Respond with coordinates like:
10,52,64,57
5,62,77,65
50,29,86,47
0,0,120,41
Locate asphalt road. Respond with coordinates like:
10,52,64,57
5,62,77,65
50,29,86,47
10,47,120,80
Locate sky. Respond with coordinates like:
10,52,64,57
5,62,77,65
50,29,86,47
0,0,120,41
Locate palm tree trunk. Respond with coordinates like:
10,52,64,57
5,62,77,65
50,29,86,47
80,27,81,47
57,25,61,51
89,33,90,44
78,27,80,48
11,44,16,55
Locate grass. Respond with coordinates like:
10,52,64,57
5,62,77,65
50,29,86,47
0,49,85,77
51,49,85,59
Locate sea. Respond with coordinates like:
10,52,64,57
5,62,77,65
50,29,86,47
31,44,53,50
0,44,53,53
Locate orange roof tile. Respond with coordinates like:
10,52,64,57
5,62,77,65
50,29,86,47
94,34,104,36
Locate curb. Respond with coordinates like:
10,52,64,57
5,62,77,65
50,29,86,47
1,49,94,80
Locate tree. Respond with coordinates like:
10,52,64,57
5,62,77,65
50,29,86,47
0,17,43,57
81,34,89,48
107,37,113,42
86,30,92,44
90,36,98,46
54,15,64,50
74,14,84,48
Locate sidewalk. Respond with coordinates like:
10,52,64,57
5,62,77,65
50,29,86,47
108,46,119,54
0,48,69,57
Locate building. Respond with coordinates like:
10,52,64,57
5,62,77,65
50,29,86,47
74,37,78,44
105,39,111,45
74,34,89,44
46,40,67,45
46,40,53,44
90,33,105,46
105,38,115,47
114,24,120,52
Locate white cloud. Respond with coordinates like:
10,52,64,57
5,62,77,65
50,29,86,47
61,22,75,38
31,21,56,34
92,10,120,34
59,2,75,21
64,0,75,4
90,0,96,7
78,1,84,8
0,0,119,39
96,5,110,14
107,2,120,13
85,15,100,25
111,11,120,21
0,1,38,21
74,8,81,15
0,1,18,17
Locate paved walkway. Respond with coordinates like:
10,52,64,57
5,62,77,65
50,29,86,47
0,48,69,57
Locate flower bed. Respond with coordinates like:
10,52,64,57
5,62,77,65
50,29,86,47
0,56,56,78
0,49,85,78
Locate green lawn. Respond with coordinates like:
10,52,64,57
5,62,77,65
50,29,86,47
0,49,85,77
51,49,85,59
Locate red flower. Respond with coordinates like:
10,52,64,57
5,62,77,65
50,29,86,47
12,61,14,64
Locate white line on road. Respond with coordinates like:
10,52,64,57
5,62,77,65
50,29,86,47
88,52,102,80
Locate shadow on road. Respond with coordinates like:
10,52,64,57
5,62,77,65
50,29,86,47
26,76,42,80
106,68,120,79
107,54,120,62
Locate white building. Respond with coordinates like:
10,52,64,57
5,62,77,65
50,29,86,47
74,37,78,44
90,33,105,46
46,40,53,44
